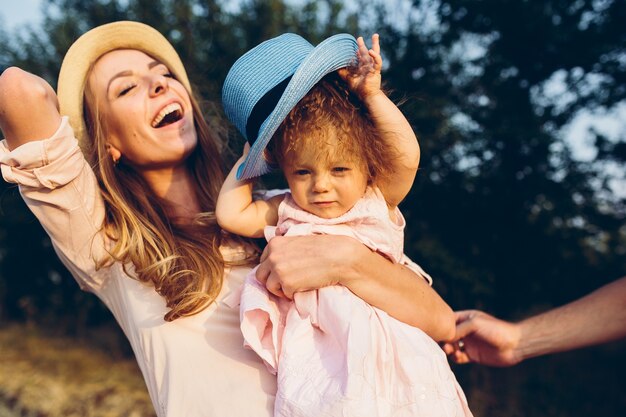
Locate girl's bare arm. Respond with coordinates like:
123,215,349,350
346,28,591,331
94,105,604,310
339,34,420,208
216,151,283,237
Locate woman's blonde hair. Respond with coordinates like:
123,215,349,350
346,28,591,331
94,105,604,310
270,72,398,184
84,72,254,322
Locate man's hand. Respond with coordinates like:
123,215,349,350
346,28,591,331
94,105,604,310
442,310,523,367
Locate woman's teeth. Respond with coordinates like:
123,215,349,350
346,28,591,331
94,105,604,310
152,103,182,128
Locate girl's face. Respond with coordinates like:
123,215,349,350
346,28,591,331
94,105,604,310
282,131,369,219
87,49,196,173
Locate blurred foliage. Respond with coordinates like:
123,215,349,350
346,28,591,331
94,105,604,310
0,0,624,416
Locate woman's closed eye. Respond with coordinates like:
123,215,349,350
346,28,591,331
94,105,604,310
116,70,172,97
118,83,136,97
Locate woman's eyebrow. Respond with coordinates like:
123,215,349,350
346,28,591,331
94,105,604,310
107,70,133,94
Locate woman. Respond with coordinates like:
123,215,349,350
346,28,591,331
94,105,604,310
0,21,454,416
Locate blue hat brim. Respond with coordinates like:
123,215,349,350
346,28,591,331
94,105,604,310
236,34,358,180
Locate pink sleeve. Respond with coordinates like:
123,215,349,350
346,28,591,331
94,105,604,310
0,116,109,292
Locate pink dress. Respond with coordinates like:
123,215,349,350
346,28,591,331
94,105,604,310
226,187,473,417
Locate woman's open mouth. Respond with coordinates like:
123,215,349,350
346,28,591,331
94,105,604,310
152,103,183,128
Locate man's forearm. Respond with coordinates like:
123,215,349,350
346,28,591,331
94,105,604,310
517,276,626,360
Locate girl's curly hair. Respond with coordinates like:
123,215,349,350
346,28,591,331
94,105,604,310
268,72,398,185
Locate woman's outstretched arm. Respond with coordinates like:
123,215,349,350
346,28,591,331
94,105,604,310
0,67,61,149
0,67,108,292
255,234,456,342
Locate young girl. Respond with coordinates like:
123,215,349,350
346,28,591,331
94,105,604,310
217,33,472,417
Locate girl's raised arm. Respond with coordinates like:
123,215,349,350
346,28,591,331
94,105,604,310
339,34,420,208
216,150,284,238
0,68,62,149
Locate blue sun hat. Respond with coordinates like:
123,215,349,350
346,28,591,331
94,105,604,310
222,33,358,180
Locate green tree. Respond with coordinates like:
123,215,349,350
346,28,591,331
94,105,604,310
368,0,625,314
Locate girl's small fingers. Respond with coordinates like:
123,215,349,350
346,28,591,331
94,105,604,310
371,33,380,54
357,36,370,57
369,49,383,69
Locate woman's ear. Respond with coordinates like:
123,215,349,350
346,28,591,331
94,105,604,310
106,143,122,164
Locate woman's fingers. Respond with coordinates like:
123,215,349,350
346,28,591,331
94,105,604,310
255,255,270,286
256,242,289,298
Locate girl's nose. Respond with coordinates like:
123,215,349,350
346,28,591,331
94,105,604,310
312,174,330,193
150,74,169,96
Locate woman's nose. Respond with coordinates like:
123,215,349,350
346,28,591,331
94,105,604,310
150,74,169,96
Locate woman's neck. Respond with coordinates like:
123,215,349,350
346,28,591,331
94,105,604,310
141,166,202,222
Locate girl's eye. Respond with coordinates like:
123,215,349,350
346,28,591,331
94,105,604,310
118,84,135,97
332,167,350,173
294,169,310,176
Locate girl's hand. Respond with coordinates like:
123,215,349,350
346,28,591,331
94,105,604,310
338,34,383,101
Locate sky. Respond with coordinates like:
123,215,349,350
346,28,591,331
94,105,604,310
0,0,43,30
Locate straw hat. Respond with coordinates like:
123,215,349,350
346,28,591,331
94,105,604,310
221,33,358,180
57,20,191,150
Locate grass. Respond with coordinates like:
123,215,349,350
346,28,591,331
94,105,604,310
0,323,155,417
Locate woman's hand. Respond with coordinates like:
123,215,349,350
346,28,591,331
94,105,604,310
255,234,349,298
255,234,456,341
0,67,61,149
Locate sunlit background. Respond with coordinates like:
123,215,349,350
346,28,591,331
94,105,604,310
0,1,624,416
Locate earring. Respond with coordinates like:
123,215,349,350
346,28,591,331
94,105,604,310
112,156,120,166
